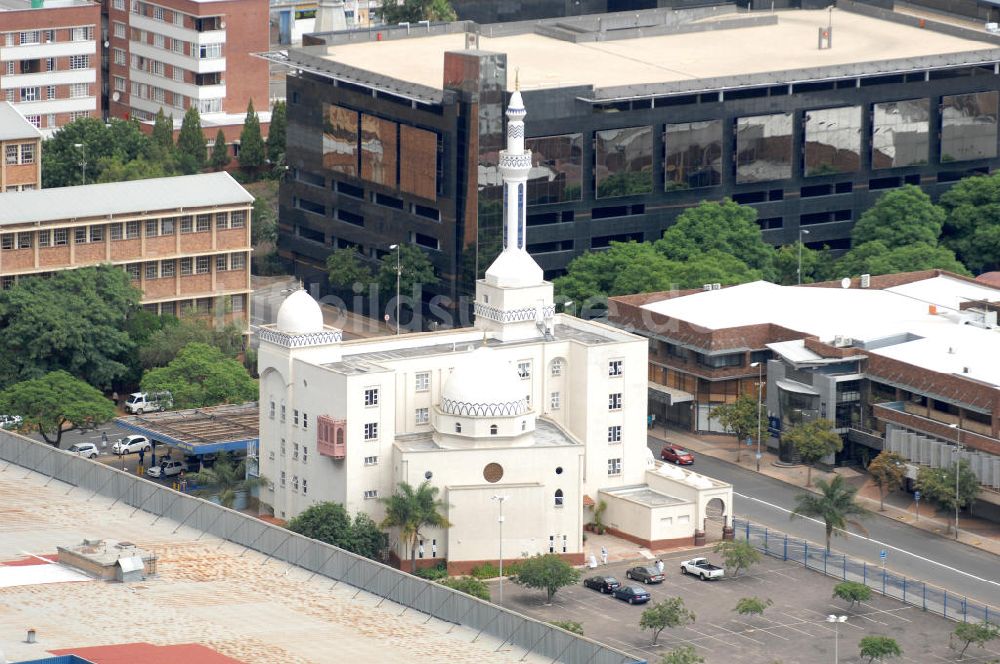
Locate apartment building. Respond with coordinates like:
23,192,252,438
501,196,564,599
104,0,269,147
0,0,101,136
0,102,42,191
0,172,253,327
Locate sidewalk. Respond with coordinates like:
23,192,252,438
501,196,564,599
648,425,1000,557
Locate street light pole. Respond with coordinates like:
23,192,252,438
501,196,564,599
950,423,963,540
73,142,87,185
797,228,810,285
751,361,764,472
492,495,508,605
389,244,401,335
826,615,846,663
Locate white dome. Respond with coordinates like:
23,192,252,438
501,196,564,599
441,347,528,417
276,289,324,334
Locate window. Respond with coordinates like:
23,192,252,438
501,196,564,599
280,438,286,455
608,458,622,476
16,232,31,249
279,471,286,487
125,263,140,280
46,114,55,128
180,216,193,233
46,85,55,99
69,83,88,98
160,218,174,235
25,115,40,128
216,255,228,272
364,456,378,466
74,227,87,244
517,360,531,379
113,48,126,66
215,212,228,229
70,27,92,41
153,5,165,20
293,409,299,426
608,425,622,443
455,423,462,434
172,38,185,53
490,424,498,435
415,372,430,391
45,58,53,72
302,479,308,495
20,87,39,102
196,256,210,274
20,144,34,164
145,262,158,280
145,219,159,237
269,400,275,419
415,407,429,424
90,226,103,243
364,387,379,407
110,223,123,240
53,229,68,246
69,55,90,70
5,145,16,165
19,31,39,45
230,253,246,270
153,33,164,48
178,258,191,276
114,21,126,38
125,221,140,239
38,230,50,247
554,489,564,507
160,260,175,277
608,393,622,411
199,43,222,59
609,359,623,377
231,210,246,228
550,392,560,410
302,444,308,463
267,450,275,461
196,214,210,232
292,443,299,459
0,235,11,250
551,359,563,377
364,490,379,500
363,422,378,440
231,294,245,312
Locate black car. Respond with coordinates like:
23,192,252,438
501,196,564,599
612,585,651,605
583,575,621,594
625,566,665,584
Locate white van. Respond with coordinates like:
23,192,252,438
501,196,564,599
124,391,173,414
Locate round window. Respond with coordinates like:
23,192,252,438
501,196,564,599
483,462,504,483
555,466,563,475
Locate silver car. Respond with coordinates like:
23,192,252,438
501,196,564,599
113,435,150,455
68,443,99,459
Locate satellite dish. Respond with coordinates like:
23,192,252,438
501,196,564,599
840,277,851,289
104,40,110,48
112,91,120,102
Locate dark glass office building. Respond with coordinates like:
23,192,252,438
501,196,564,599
274,3,1000,315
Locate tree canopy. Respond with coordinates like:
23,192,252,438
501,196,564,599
710,394,767,463
952,621,999,660
0,266,140,390
439,576,490,601
713,539,762,577
211,129,231,172
851,185,945,247
288,501,387,560
915,461,980,534
327,247,374,290
791,475,869,550
783,419,843,486
660,646,704,664
0,371,115,446
832,580,872,608
858,635,902,663
512,553,580,603
177,106,207,174
379,0,456,23
939,172,1000,273
266,100,287,167
379,480,450,572
188,455,268,508
378,244,439,315
238,99,265,176
733,596,772,617
137,316,243,370
640,597,696,645
867,451,907,511
140,342,257,409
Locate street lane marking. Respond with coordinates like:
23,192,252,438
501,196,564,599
735,491,1000,589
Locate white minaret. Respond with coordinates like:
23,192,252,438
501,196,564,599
476,81,554,341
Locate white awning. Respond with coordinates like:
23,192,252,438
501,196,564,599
649,383,694,404
775,379,820,396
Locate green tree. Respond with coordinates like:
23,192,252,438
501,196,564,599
867,451,907,511
140,342,257,409
659,646,704,664
211,129,231,171
188,455,268,509
288,501,387,560
512,553,581,604
773,242,836,285
710,394,768,464
0,371,115,447
379,480,450,573
549,620,584,635
42,117,162,188
783,419,843,486
952,621,1000,660
151,109,175,152
851,185,945,248
378,243,439,308
439,576,491,601
640,597,696,645
238,99,265,177
714,540,763,577
350,512,388,560
95,155,177,183
326,247,374,290
177,106,206,174
915,461,980,535
791,475,869,550
252,196,277,246
266,100,287,167
0,265,140,389
379,0,456,23
137,317,243,370
859,635,902,663
837,240,968,278
733,596,772,617
939,172,1000,273
832,581,872,609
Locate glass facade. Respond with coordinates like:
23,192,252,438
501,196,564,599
322,104,359,177
804,106,861,176
736,113,793,184
872,99,930,169
941,91,999,162
360,113,398,188
399,125,437,199
594,126,653,198
664,120,722,190
525,133,583,204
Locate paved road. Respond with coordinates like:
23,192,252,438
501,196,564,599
649,436,1000,608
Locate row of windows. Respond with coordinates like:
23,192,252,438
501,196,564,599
2,27,93,46
276,440,310,464
123,253,247,279
1,215,245,249
133,294,244,315
278,472,308,494
4,143,35,166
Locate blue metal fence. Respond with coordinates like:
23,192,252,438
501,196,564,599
733,518,996,624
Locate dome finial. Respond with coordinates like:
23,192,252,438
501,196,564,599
515,68,520,91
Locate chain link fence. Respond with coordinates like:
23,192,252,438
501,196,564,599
734,518,997,624
0,431,643,664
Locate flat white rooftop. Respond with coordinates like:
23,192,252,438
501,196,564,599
318,10,996,91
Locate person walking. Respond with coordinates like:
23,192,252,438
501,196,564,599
137,447,145,468
600,545,608,566
101,431,108,450
656,558,664,574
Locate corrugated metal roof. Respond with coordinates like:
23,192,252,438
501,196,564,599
0,172,252,226
0,102,42,141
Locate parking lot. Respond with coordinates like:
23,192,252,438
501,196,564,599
494,548,1000,664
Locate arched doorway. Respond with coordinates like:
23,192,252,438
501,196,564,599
704,497,727,541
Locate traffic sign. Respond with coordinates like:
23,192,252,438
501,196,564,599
755,452,762,460
914,491,921,502
746,436,753,447
879,549,887,560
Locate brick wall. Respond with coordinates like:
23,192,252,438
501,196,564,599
74,242,106,263
38,246,71,267
179,231,213,254
110,239,142,261
144,236,176,258
217,228,248,251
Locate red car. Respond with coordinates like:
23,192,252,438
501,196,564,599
661,444,694,465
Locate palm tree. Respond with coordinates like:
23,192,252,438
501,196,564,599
790,475,869,551
380,480,450,573
188,454,268,509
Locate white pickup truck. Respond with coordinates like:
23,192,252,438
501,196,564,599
680,557,724,580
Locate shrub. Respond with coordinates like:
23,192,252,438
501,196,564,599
415,562,448,580
471,562,500,579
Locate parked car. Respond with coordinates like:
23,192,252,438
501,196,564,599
0,414,22,430
583,576,621,594
612,585,651,605
625,566,665,584
680,557,724,580
124,391,173,415
68,443,99,459
146,459,186,478
113,435,151,455
660,444,694,465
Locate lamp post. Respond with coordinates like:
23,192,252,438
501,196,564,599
797,228,811,285
949,423,963,540
750,361,764,472
73,142,87,185
826,614,847,663
388,244,401,335
491,495,509,605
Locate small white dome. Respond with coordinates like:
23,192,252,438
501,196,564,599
441,347,528,417
276,290,324,334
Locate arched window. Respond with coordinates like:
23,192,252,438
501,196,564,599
490,424,498,435
455,422,462,433
550,358,564,377
554,489,564,506
335,429,344,445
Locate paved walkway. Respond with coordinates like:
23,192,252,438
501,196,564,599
648,425,1000,557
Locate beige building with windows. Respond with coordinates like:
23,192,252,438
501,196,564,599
0,101,41,192
0,171,252,325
